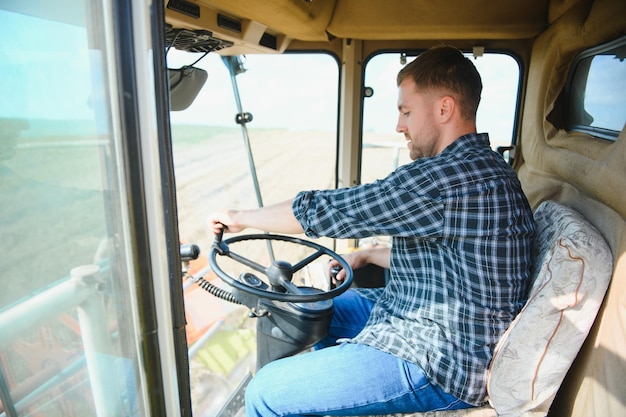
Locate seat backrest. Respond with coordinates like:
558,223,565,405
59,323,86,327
486,201,613,417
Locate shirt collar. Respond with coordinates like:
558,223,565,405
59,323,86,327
442,132,491,155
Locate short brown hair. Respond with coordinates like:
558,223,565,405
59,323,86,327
397,46,482,120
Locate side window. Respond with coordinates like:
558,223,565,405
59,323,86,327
361,51,520,184
567,37,626,140
0,4,159,416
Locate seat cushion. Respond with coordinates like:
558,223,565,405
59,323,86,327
486,201,613,417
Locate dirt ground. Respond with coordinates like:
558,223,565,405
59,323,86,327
172,127,336,252
172,126,404,254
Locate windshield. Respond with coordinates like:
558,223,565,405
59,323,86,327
166,49,341,415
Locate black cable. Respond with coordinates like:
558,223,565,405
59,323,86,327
195,276,241,305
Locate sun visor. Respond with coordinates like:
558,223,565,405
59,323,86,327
168,66,208,111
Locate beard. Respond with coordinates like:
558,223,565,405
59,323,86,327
407,127,440,160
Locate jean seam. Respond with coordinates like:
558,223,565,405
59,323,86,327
404,361,466,412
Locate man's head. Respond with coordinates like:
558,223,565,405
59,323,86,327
397,46,482,121
395,46,482,159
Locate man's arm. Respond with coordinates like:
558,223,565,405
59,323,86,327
364,246,392,269
210,199,304,235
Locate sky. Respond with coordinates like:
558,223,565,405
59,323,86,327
166,48,522,147
2,4,623,143
166,51,342,131
0,9,93,121
0,5,536,148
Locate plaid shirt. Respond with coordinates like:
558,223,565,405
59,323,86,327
292,133,535,405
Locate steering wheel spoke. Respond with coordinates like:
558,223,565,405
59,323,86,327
227,249,269,275
280,280,306,295
291,248,326,273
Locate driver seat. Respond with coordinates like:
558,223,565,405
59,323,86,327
373,201,613,417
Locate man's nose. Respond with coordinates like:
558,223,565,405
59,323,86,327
395,116,404,133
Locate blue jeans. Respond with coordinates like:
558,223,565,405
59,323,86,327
245,289,472,416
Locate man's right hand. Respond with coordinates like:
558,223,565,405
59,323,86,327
209,210,243,235
208,199,305,237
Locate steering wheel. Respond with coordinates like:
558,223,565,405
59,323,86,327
209,231,353,303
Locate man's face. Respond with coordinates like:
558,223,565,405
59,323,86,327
395,79,440,160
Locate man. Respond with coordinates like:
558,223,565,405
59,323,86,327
210,46,535,416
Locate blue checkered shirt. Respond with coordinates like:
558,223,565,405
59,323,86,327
292,133,535,405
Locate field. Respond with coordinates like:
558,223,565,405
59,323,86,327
172,125,407,253
171,126,336,251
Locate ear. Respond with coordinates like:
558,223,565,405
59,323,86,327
437,96,455,123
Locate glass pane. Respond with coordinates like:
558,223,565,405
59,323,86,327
165,50,339,415
361,52,520,184
0,3,149,416
569,43,626,134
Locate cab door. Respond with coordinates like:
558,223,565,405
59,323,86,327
0,1,188,416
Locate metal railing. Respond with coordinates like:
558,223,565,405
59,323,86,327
0,264,124,417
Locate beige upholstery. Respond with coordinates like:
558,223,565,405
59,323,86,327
513,1,626,416
190,0,549,42
373,201,612,417
486,201,612,416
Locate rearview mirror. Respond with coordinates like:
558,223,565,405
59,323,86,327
168,66,207,111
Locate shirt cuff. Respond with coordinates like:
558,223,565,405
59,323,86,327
292,191,320,238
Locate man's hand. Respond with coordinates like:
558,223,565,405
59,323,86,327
210,210,243,235
328,246,392,285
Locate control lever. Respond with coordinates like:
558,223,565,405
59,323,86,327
180,243,200,262
329,265,342,289
180,243,200,279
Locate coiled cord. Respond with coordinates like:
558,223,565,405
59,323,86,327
194,275,241,305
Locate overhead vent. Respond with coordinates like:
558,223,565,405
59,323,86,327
259,33,278,50
217,14,242,33
166,0,200,19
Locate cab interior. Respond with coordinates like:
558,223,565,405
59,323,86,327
164,0,625,415
0,0,624,416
